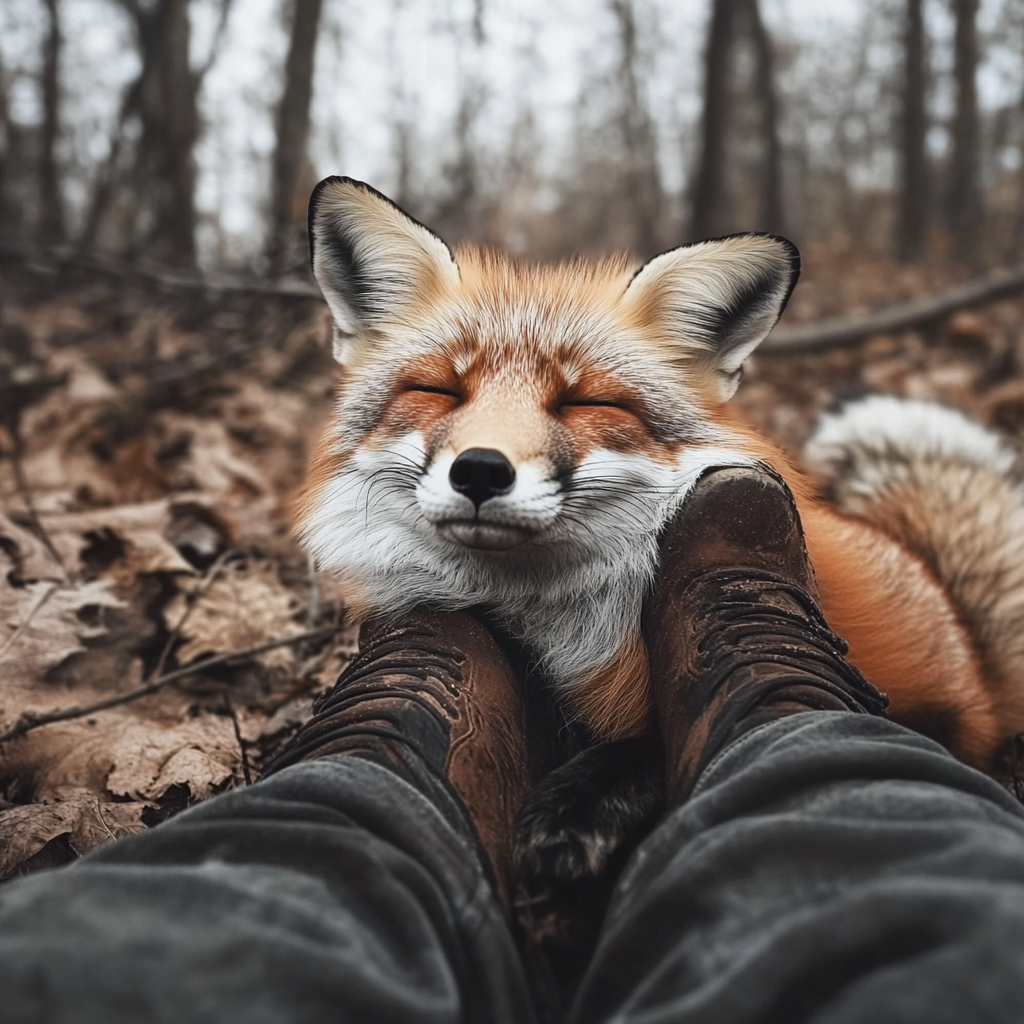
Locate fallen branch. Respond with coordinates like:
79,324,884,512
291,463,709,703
0,243,322,301
10,242,1024,354
765,263,1024,353
0,626,336,746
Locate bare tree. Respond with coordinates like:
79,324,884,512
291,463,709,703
39,0,65,244
748,0,783,235
897,0,928,262
948,0,982,266
690,0,782,241
266,0,324,276
0,49,11,239
132,0,201,265
79,0,230,266
430,2,487,241
691,0,733,240
431,91,483,238
609,0,661,256
472,0,485,46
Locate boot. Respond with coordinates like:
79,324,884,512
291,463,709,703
642,466,889,807
262,610,529,908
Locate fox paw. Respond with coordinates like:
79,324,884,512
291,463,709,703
513,737,664,947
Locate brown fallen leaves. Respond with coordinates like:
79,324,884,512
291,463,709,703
4,248,1024,880
0,273,355,879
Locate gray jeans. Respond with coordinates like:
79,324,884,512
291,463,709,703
3,713,1024,1023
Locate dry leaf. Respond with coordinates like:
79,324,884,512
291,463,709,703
0,579,124,685
156,414,268,499
164,559,304,670
41,501,197,577
0,799,148,880
105,714,240,800
0,513,62,582
2,702,240,805
237,696,315,745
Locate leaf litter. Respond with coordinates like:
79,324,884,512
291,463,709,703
3,249,1024,877
0,272,354,879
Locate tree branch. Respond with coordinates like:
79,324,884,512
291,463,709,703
0,626,336,746
765,263,1024,353
9,242,1024,354
1,242,321,299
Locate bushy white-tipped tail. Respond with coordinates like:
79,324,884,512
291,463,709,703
806,395,1024,730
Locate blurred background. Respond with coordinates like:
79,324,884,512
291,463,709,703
1,0,1022,271
6,0,1024,879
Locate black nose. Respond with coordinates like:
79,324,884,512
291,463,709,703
449,448,516,507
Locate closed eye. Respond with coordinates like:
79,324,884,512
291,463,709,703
558,398,634,413
406,384,461,399
561,399,625,408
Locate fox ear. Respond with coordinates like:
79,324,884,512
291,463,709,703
308,176,460,364
622,234,799,400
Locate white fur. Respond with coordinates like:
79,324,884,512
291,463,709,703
806,395,1016,499
416,457,563,532
300,430,754,695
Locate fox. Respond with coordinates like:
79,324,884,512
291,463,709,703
295,176,1024,941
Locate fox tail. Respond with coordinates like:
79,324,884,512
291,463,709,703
805,394,1024,732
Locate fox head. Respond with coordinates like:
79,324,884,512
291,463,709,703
297,176,798,673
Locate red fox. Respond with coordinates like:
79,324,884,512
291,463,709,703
297,175,1024,777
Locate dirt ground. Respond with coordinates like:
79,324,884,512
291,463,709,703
3,244,1024,879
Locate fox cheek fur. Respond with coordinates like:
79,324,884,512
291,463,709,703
294,176,799,738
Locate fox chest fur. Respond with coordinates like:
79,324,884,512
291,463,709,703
297,176,1024,770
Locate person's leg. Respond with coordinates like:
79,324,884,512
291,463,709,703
572,467,1024,1024
0,612,536,1024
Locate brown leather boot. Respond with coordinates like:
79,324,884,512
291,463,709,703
642,466,889,807
262,610,529,909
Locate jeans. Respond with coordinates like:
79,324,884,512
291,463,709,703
2,712,1024,1023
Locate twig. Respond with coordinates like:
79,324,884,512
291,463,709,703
222,692,252,786
765,263,1024,353
0,581,59,665
152,549,235,682
8,419,67,577
0,626,336,745
93,798,119,843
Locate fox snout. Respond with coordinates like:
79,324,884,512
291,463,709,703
416,441,563,552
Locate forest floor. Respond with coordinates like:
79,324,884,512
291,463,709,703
3,243,1024,879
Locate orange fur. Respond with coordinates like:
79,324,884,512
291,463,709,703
573,631,651,740
301,232,1007,771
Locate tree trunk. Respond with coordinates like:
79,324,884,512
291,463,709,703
747,0,784,235
0,50,11,239
77,77,143,254
81,0,219,264
472,0,485,45
691,0,734,241
147,0,200,266
39,0,65,244
88,0,201,266
266,0,324,275
610,0,661,256
948,0,982,267
897,0,928,262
